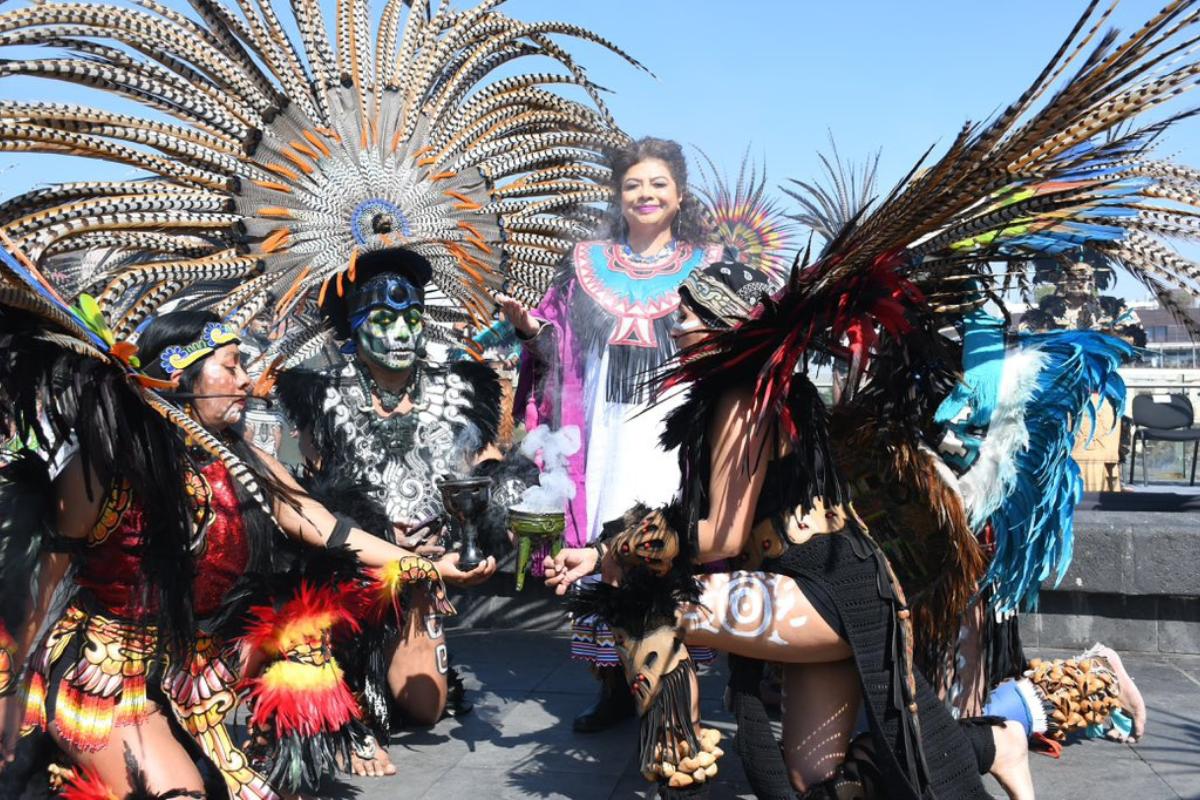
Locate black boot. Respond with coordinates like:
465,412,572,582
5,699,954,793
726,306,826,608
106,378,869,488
443,663,474,718
572,666,635,733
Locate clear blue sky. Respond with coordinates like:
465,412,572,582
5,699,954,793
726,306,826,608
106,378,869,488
3,0,1197,301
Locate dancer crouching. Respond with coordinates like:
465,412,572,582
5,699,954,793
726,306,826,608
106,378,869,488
546,261,1033,799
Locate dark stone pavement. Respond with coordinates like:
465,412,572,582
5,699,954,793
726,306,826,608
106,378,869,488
332,630,1200,799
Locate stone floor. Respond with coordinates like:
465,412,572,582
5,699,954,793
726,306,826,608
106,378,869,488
331,630,1200,799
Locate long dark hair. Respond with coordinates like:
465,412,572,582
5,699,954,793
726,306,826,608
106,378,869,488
596,137,711,245
139,312,285,630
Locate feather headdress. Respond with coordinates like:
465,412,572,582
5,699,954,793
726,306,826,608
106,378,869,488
671,0,1200,423
664,0,1200,654
0,0,640,361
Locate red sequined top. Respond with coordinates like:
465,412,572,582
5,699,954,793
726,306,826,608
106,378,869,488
76,460,249,620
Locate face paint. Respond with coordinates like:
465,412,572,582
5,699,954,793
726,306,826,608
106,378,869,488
682,572,812,649
356,306,424,372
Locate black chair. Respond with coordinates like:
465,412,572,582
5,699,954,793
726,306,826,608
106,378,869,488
1128,393,1200,486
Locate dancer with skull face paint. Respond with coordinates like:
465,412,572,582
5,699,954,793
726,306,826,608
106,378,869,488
277,247,509,777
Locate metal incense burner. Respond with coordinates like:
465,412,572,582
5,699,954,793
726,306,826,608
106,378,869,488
436,475,492,571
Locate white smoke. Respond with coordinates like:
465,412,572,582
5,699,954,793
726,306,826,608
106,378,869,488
514,424,581,512
452,421,483,477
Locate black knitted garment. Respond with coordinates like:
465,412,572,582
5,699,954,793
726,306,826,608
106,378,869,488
763,530,991,800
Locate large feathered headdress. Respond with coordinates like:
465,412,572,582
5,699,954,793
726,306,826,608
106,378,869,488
663,0,1200,661
0,0,645,497
0,0,640,361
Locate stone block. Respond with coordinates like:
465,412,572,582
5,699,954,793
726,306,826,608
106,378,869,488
1033,592,1159,652
1157,596,1200,654
1131,525,1200,595
1053,521,1132,594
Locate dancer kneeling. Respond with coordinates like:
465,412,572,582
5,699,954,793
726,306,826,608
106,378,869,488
546,262,1033,799
0,311,458,798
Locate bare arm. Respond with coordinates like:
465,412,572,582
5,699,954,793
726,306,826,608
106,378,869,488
253,447,496,583
694,387,772,562
545,387,772,590
255,448,420,567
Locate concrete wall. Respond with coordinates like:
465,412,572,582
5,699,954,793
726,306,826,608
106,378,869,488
1024,509,1200,654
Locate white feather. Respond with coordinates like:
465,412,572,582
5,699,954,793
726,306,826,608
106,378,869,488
957,347,1049,530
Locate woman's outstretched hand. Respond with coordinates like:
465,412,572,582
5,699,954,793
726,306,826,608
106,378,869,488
543,547,599,595
496,294,541,339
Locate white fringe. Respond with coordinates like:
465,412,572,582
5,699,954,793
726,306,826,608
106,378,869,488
1015,677,1049,734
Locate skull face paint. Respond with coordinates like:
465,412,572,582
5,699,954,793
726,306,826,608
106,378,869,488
356,306,424,372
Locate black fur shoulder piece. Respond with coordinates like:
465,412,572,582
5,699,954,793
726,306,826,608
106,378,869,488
274,367,334,438
447,360,502,448
0,450,55,633
568,561,700,639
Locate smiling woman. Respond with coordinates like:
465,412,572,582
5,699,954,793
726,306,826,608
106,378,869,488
497,137,728,732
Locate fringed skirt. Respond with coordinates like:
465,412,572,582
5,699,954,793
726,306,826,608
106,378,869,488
19,601,279,800
765,529,991,800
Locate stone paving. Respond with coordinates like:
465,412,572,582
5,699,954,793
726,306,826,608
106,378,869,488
332,630,1200,800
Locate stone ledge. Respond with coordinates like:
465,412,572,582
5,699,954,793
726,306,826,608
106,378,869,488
1046,509,1200,597
1024,591,1200,655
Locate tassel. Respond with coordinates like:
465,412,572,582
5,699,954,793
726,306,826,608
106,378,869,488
0,620,16,697
113,671,149,729
57,678,118,752
21,670,47,733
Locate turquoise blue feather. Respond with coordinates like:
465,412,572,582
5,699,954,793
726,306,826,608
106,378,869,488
985,331,1134,612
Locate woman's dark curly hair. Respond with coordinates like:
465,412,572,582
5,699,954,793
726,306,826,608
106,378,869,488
595,137,712,246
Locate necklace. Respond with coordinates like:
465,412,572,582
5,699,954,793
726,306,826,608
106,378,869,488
355,360,421,414
621,237,676,264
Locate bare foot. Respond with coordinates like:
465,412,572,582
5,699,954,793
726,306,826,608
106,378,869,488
349,738,396,778
990,721,1034,800
1092,645,1147,743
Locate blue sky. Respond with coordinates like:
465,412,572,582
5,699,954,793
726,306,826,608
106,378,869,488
3,0,1198,301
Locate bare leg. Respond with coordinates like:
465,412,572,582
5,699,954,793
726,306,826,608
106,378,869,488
947,603,988,717
352,592,448,778
681,572,861,792
386,586,448,727
51,705,205,796
781,660,861,791
355,592,448,779
989,721,1033,800
681,571,852,663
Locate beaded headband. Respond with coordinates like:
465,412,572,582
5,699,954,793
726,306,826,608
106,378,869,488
157,322,240,376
